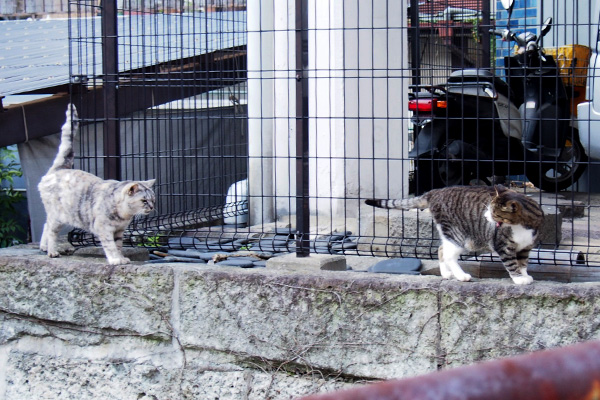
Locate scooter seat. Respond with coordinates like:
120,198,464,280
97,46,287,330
448,69,512,98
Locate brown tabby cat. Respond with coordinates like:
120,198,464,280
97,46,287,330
366,185,544,284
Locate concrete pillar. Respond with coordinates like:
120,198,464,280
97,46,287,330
247,0,410,229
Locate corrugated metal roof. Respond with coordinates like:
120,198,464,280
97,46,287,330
0,18,70,95
0,12,246,96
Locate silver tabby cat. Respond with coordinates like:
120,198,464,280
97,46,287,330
38,104,156,265
366,185,544,285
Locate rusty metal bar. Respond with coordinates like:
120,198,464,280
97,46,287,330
301,340,600,400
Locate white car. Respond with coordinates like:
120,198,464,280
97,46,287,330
577,1,600,161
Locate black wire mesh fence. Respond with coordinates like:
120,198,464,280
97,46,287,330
65,0,600,269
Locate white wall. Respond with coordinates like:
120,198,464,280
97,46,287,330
540,1,595,49
247,0,277,226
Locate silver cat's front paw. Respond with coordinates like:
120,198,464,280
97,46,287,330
108,257,131,265
47,251,60,258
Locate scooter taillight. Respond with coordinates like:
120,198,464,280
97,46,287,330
408,98,446,112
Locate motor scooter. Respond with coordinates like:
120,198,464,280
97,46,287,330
408,0,587,195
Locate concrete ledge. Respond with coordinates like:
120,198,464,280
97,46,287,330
1,245,600,399
267,252,347,271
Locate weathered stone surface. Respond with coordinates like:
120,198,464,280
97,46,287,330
3,343,182,400
438,279,600,367
180,369,353,400
0,247,173,338
178,268,440,380
2,245,600,399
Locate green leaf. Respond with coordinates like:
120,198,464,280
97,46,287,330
0,146,25,248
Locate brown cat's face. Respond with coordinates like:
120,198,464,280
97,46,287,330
490,186,523,226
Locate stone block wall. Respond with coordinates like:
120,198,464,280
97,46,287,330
1,246,600,399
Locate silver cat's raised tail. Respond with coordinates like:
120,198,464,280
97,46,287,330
48,103,79,172
39,104,156,265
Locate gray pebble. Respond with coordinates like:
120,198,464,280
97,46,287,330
198,252,229,261
368,258,421,275
217,259,255,268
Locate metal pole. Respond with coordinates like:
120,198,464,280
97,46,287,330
481,0,491,68
101,0,121,180
295,0,310,257
409,0,421,87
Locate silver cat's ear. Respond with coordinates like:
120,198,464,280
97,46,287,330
126,183,141,196
125,180,155,196
143,179,156,188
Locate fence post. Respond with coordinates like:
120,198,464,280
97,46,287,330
481,0,491,68
101,0,121,180
295,0,310,257
410,0,421,87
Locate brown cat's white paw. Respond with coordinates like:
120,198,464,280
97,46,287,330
47,251,60,258
440,270,453,280
454,272,472,282
512,275,534,285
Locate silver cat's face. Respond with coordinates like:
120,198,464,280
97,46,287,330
139,191,155,215
124,179,156,216
141,196,155,214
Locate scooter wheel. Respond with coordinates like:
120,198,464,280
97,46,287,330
525,135,588,192
412,156,469,195
412,159,444,195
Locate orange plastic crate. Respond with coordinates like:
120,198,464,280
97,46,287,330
544,44,591,87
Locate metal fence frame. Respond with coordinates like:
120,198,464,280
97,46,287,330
65,0,600,272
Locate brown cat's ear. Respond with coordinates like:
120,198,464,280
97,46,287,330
504,200,521,213
494,184,508,195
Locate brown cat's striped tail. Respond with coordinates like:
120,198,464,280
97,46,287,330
365,196,429,210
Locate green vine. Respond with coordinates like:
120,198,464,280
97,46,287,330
0,147,25,247
462,18,482,43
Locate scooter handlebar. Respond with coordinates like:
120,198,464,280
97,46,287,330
489,28,517,43
489,28,531,48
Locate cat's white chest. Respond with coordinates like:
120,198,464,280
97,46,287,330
485,206,535,250
509,224,535,251
484,207,495,225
